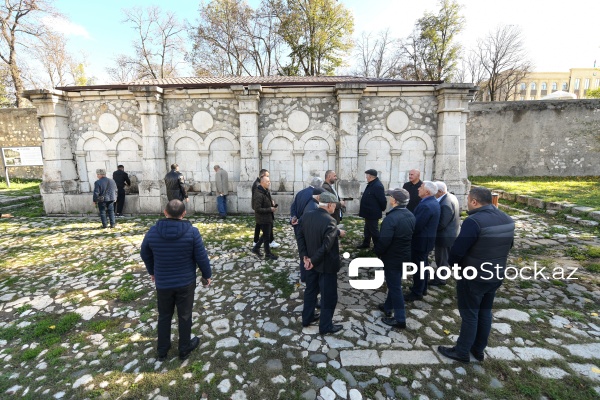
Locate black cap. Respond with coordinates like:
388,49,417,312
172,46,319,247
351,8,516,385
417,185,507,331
365,169,378,177
312,187,326,195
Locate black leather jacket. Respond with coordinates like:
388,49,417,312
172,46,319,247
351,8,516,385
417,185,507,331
165,170,187,201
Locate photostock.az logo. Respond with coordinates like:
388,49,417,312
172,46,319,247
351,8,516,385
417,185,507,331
348,257,384,290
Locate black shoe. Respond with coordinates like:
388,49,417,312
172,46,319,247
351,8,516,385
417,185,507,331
156,345,171,362
265,253,278,261
403,292,423,302
429,278,447,286
356,243,370,249
251,248,263,257
302,313,320,327
381,317,406,330
378,303,392,318
98,225,108,229
438,346,470,363
179,337,200,360
320,324,343,335
470,349,485,362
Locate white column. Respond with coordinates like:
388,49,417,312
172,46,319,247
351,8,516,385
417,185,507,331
434,83,477,207
130,86,167,213
74,151,89,192
24,90,77,214
390,150,402,188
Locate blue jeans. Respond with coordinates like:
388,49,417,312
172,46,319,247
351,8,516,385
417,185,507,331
302,269,335,333
383,269,406,323
217,195,227,217
455,279,502,357
98,201,116,228
156,282,195,354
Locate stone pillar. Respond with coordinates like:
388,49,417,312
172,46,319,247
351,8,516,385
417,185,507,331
390,150,402,188
335,83,366,203
74,151,90,192
24,90,77,214
107,150,118,172
434,83,477,207
233,84,261,213
130,86,167,213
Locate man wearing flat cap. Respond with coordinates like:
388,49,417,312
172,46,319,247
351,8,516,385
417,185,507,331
373,188,415,330
93,169,118,229
357,169,387,249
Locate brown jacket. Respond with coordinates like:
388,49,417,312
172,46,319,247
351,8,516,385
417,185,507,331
253,185,274,225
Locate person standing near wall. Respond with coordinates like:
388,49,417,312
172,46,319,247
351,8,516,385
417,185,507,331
93,169,118,229
214,165,229,219
403,169,423,213
322,170,346,224
165,164,189,202
251,169,280,248
112,165,131,217
252,175,279,260
357,169,387,249
430,181,461,286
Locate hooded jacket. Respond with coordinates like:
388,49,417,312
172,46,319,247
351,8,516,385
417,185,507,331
140,218,211,290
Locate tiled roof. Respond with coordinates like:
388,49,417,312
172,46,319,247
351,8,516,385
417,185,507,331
56,76,442,91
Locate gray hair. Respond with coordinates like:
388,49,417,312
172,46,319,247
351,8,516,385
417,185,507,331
310,176,323,187
422,181,438,196
435,181,447,193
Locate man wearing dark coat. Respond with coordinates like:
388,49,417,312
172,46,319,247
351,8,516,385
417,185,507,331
164,164,188,202
430,181,461,286
405,180,441,302
438,187,514,363
357,169,387,249
373,188,415,330
140,200,212,361
252,175,278,260
402,169,423,213
322,170,346,224
252,169,280,248
112,165,131,217
298,191,346,335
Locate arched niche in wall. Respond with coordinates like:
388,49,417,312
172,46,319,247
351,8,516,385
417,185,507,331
76,131,111,192
295,130,336,183
358,130,401,190
204,131,241,193
397,130,435,182
110,131,144,181
262,130,297,192
166,130,204,186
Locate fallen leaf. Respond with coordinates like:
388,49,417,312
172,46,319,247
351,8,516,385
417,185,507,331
443,329,450,335
591,313,598,317
592,367,600,374
254,332,260,338
49,325,55,330
236,295,242,299
564,324,573,329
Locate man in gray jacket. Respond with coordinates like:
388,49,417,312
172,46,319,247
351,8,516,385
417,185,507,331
93,169,118,229
214,165,229,219
430,181,461,286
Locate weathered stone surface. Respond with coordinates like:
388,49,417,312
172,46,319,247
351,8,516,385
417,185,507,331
494,309,530,322
564,343,600,359
380,351,440,365
572,206,595,215
513,347,563,361
579,220,599,227
537,367,569,379
527,197,546,209
485,346,517,360
340,350,381,367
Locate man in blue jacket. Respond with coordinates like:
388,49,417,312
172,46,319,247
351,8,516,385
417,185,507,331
405,181,441,302
357,169,387,249
141,200,212,361
438,187,514,363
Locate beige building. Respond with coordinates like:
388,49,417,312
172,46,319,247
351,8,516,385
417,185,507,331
481,68,600,101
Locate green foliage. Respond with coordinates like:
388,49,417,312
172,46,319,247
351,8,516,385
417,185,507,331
278,0,354,76
586,87,600,98
584,262,600,273
586,245,600,258
565,246,588,261
20,347,43,361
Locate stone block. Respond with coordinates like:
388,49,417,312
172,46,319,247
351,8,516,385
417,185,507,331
237,197,253,213
41,193,66,214
501,192,516,202
579,220,599,227
590,211,600,221
204,195,218,214
565,215,581,224
237,182,254,200
572,206,595,215
564,343,600,359
138,196,163,214
65,194,97,214
546,210,558,216
340,350,381,367
271,194,293,216
121,195,139,214
527,197,546,209
380,350,440,365
546,202,565,211
516,195,530,204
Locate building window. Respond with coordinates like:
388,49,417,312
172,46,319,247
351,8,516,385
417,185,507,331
574,79,580,90
541,82,547,90
530,82,536,90
562,82,568,90
552,82,557,91
584,79,590,89
520,83,526,91
596,79,600,88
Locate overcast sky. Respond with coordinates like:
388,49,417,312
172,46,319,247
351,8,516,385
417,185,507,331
52,0,600,84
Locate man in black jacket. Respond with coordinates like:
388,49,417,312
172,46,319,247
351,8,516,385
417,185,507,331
252,175,278,260
373,188,415,330
298,191,346,335
402,169,423,213
430,181,461,286
164,164,188,202
112,165,131,217
357,169,387,249
322,170,345,224
438,187,514,363
252,169,280,248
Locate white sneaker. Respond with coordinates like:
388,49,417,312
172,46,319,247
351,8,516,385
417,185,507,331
270,241,281,248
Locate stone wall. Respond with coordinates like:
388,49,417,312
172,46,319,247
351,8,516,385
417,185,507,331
467,100,600,176
0,108,42,179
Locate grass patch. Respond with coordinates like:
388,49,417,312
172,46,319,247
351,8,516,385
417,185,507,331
561,310,587,322
565,246,588,261
519,281,534,289
584,263,600,273
586,245,600,258
470,176,600,208
551,279,566,287
260,265,295,298
0,178,41,196
20,347,43,361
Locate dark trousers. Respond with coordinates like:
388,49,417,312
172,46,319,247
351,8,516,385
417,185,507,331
362,218,380,246
435,243,450,269
383,269,406,323
293,225,306,282
116,188,126,214
410,250,430,296
254,223,274,243
98,201,116,228
302,269,337,333
254,223,273,254
156,281,195,354
455,279,502,357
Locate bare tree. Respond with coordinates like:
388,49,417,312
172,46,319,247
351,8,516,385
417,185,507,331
353,29,403,78
0,0,57,107
473,25,532,101
109,6,186,81
454,50,488,99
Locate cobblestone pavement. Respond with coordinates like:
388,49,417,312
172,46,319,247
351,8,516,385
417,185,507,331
0,207,599,399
